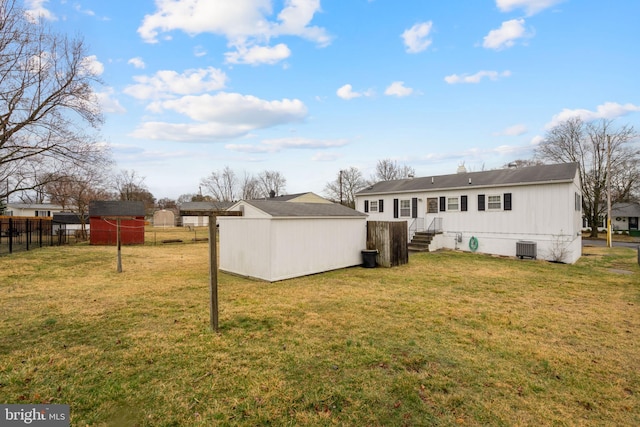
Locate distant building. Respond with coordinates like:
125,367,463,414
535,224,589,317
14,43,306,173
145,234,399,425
89,201,145,245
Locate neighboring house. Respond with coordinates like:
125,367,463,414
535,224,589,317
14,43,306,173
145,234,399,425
52,212,90,237
355,163,583,264
180,201,234,227
266,192,333,204
611,202,640,236
5,203,64,217
89,201,145,245
218,199,368,282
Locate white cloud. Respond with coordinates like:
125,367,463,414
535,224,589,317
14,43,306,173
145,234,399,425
311,152,341,161
225,43,291,65
95,88,126,114
74,3,96,17
496,0,564,16
483,19,531,50
130,92,308,141
273,0,331,46
546,102,640,129
385,81,414,97
124,67,228,100
494,124,528,136
402,21,433,53
137,0,330,65
24,0,56,22
194,46,207,57
80,55,104,76
444,70,511,84
128,57,146,69
336,84,373,100
226,137,348,153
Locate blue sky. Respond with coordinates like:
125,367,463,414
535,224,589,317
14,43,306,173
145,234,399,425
27,0,640,199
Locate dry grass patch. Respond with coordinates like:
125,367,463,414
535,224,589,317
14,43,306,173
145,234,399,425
0,243,639,426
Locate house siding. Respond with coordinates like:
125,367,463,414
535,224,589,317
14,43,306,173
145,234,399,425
356,168,582,263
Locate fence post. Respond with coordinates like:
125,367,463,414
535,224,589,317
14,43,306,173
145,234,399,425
8,217,13,254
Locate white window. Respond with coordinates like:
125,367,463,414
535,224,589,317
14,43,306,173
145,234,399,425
370,201,378,212
400,199,411,217
487,195,501,210
447,197,459,211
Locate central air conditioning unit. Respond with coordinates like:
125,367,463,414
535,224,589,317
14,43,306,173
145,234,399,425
516,241,537,259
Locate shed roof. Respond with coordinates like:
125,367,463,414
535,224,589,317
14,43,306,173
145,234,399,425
89,200,145,217
612,202,640,217
53,212,89,224
180,201,234,212
356,162,579,196
7,203,64,210
237,200,367,218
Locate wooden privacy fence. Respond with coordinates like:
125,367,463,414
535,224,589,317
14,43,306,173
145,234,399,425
0,216,53,256
366,221,408,267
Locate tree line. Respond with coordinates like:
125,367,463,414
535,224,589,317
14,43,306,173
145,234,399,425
0,0,637,239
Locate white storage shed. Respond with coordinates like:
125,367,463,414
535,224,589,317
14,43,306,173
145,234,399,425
218,200,368,282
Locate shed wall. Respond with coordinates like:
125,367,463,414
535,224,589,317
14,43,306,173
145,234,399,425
219,217,366,281
89,218,145,245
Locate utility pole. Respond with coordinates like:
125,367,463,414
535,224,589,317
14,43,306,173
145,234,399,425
606,135,612,248
339,170,343,205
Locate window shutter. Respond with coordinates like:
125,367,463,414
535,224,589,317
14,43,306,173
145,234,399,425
379,199,384,213
504,193,512,211
461,195,468,212
393,199,399,218
364,200,369,213
478,194,485,211
439,196,446,212
412,198,418,218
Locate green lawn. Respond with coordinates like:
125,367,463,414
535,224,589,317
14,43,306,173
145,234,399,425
1,238,639,426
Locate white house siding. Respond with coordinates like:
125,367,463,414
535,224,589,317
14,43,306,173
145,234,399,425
356,170,582,264
219,216,366,282
182,216,208,227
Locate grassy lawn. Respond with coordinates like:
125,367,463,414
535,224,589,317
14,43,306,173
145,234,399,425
1,230,639,426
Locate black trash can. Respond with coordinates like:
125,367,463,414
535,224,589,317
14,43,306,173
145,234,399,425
361,249,378,268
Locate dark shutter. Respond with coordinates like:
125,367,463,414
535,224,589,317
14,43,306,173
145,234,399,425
393,199,399,218
364,200,369,213
461,195,468,212
478,194,485,211
504,193,512,211
439,196,446,212
379,199,384,213
412,197,418,218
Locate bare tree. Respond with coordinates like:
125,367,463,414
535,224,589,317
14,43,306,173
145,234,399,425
0,0,108,201
44,163,113,240
324,167,368,208
239,172,261,200
258,170,286,197
502,159,544,169
113,169,155,213
535,118,639,237
372,159,415,182
201,166,237,202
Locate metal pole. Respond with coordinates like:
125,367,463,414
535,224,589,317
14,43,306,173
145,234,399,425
607,135,612,248
209,214,218,332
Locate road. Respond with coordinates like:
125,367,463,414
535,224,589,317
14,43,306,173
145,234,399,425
582,239,640,249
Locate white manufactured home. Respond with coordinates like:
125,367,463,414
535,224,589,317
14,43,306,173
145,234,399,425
355,163,583,264
218,200,368,282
